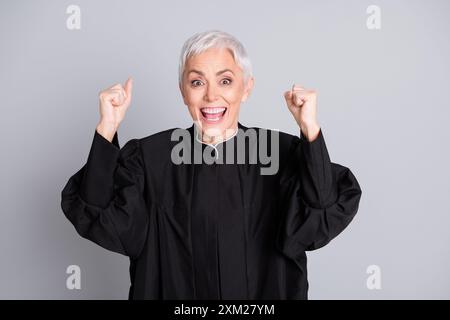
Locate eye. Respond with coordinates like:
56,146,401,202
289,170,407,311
221,78,232,85
191,80,203,87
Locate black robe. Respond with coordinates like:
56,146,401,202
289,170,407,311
60,121,362,299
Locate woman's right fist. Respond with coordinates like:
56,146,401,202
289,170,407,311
98,77,133,128
96,77,133,142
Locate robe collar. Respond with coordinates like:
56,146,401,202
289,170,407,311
188,121,247,161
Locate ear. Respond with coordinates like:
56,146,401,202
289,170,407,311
179,82,187,105
241,77,255,103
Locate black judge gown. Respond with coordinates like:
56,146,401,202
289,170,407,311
60,121,362,300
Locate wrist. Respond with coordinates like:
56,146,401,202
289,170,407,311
300,122,320,142
96,121,118,143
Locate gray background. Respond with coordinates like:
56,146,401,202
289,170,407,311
1,0,449,299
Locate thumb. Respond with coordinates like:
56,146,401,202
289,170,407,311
124,77,133,100
284,90,293,107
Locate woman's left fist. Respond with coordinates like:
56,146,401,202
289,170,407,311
283,84,320,141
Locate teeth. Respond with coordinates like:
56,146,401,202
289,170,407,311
201,107,226,114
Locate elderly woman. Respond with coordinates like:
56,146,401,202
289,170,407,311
61,30,362,300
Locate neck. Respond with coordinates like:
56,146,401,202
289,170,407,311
196,124,239,145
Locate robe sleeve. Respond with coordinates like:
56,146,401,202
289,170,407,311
276,128,362,257
60,129,150,259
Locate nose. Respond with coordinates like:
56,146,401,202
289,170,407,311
204,83,219,102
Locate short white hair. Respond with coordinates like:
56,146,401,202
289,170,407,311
178,30,253,87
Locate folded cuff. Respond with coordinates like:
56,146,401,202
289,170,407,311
79,129,121,207
298,128,336,208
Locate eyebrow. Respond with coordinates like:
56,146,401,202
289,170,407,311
187,68,234,76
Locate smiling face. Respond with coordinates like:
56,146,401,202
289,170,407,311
179,47,254,143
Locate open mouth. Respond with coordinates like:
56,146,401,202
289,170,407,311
200,106,227,123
